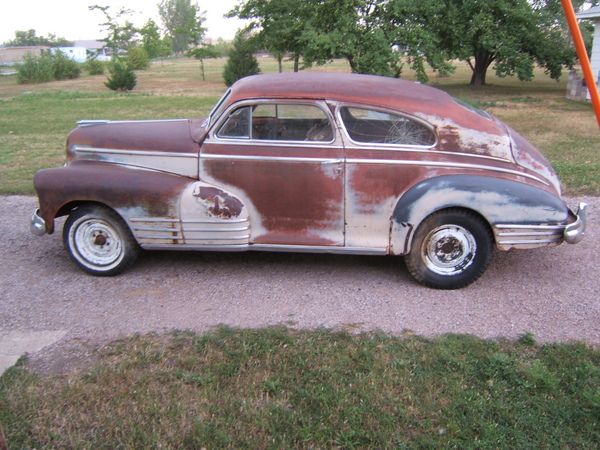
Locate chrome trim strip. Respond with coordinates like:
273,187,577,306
202,153,343,164
181,218,249,225
347,158,546,184
494,224,564,231
202,153,545,184
250,244,387,255
185,235,251,241
77,119,188,126
73,146,198,159
130,217,180,223
133,226,182,232
184,227,250,233
140,243,388,255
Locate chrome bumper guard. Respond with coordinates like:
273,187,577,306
564,202,587,245
30,208,47,236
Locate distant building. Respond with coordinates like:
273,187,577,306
576,5,600,100
51,46,88,63
0,46,50,65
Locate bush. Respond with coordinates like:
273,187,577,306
51,50,81,80
16,51,81,84
16,52,54,84
223,32,260,87
105,59,137,91
127,47,150,70
84,59,106,75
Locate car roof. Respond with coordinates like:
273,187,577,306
228,72,454,116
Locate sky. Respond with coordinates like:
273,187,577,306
0,0,247,44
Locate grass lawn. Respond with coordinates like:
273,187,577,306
0,56,598,195
2,327,600,448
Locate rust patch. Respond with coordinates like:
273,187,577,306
196,187,243,219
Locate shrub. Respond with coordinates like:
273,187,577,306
105,59,137,91
16,52,54,84
127,47,150,70
223,32,260,87
84,58,106,75
51,50,81,80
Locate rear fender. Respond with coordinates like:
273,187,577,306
389,175,569,255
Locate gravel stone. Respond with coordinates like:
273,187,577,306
1,195,598,374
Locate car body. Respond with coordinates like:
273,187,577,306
31,72,587,288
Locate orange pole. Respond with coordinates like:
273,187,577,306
561,0,600,129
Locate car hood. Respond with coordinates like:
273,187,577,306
65,119,209,177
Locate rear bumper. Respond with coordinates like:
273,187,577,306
493,202,587,250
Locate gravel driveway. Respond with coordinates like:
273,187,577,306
1,195,598,374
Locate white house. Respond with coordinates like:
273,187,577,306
576,5,600,100
51,46,88,63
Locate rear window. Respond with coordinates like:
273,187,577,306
340,107,436,146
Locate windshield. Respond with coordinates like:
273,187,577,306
208,89,232,127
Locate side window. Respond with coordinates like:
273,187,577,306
217,106,251,139
217,103,334,141
340,107,436,146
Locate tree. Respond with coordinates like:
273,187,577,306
229,0,309,72
3,29,73,47
89,5,138,52
406,0,579,87
223,31,261,86
159,0,202,53
139,19,173,58
105,59,137,91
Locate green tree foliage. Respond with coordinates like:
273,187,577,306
414,0,578,87
3,29,73,47
223,31,261,87
89,5,138,52
139,19,173,58
105,59,137,91
126,47,150,70
229,0,592,86
229,0,308,72
16,51,81,84
159,0,203,53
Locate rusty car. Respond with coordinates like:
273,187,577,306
30,72,587,289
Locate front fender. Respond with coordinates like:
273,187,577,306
389,175,569,254
34,161,193,233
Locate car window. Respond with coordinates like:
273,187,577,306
217,103,334,142
340,107,436,146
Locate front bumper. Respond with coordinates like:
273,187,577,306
564,202,587,245
30,208,47,236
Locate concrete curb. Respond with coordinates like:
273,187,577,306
0,330,67,376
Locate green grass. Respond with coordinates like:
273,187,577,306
1,326,599,448
1,57,598,195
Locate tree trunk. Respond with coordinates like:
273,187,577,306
277,54,283,73
293,56,299,73
469,50,495,88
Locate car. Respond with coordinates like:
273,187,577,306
30,72,587,289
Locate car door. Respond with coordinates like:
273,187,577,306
200,100,345,247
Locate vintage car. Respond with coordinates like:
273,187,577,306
31,72,586,289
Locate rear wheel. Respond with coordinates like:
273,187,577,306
63,205,139,276
405,209,493,289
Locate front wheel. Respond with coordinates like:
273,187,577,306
63,205,140,276
404,209,493,289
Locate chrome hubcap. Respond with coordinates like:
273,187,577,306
422,225,476,275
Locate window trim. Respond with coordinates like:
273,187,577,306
213,99,336,144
